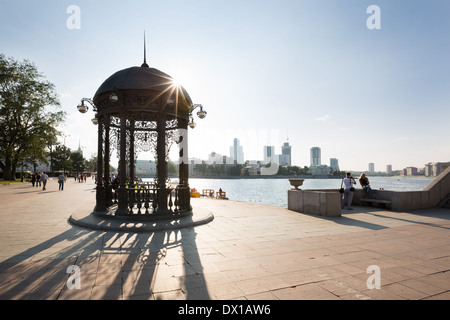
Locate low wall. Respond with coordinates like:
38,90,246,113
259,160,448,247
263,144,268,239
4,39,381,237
288,189,341,217
287,167,450,214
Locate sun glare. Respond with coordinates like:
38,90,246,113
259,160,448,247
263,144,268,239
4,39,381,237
171,78,182,88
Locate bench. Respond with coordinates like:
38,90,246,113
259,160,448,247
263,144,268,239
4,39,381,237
201,189,215,198
216,191,227,199
360,198,392,208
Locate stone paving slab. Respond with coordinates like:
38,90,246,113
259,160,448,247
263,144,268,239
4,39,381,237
69,205,214,233
0,180,450,300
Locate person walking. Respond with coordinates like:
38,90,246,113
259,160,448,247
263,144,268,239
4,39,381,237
36,172,41,188
341,172,356,210
31,173,36,187
58,173,66,191
41,172,48,191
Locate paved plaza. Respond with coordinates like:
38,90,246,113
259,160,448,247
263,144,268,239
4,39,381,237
0,178,449,300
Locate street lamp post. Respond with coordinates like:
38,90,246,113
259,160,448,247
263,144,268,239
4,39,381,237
77,98,99,125
76,98,106,212
188,104,207,129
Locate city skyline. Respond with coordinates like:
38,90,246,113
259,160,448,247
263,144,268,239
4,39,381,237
1,1,449,172
54,133,443,173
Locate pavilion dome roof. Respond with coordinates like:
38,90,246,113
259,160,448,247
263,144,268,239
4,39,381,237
92,64,193,120
94,66,176,96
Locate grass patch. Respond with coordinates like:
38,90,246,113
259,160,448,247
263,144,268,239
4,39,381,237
0,179,22,184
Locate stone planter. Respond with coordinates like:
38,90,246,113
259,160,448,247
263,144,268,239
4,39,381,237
289,178,305,190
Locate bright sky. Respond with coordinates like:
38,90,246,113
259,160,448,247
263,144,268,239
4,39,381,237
1,0,449,172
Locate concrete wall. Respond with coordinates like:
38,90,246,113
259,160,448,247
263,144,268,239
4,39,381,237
423,166,450,207
288,167,450,214
288,189,341,217
351,189,428,211
387,166,450,211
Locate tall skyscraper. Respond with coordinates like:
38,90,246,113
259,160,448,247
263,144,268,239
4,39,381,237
330,158,339,171
230,138,244,164
369,163,375,172
263,146,275,164
280,142,291,166
310,147,321,166
386,164,392,175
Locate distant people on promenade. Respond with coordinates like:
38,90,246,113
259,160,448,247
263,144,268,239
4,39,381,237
112,175,119,190
31,173,36,187
36,172,41,187
58,173,66,191
359,173,374,198
341,172,356,210
41,172,48,191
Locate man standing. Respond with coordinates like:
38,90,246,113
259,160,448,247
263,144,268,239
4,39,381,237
341,172,356,210
42,172,48,191
58,173,66,191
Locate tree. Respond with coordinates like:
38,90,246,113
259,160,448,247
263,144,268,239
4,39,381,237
52,145,72,175
85,156,97,173
168,160,178,177
0,54,65,180
85,155,116,174
70,151,85,173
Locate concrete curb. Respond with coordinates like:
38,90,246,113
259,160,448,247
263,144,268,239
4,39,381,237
68,209,214,233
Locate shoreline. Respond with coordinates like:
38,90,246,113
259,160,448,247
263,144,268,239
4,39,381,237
189,175,342,180
137,175,433,180
137,175,344,180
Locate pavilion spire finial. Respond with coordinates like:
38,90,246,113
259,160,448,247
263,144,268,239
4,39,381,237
141,30,149,68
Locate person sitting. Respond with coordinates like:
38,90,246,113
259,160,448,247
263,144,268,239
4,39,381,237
359,173,374,198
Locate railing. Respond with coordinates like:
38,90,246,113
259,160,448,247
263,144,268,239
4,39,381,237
110,183,191,216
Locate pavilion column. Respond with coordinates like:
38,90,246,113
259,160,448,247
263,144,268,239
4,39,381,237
94,115,106,212
156,112,168,214
178,121,192,212
116,111,128,216
129,122,135,187
178,121,189,187
104,116,112,206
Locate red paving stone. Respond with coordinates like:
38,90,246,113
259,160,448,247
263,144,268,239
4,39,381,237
0,180,449,300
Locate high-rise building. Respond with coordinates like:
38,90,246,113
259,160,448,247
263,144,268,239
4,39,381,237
76,140,83,156
425,162,450,177
280,142,291,166
406,167,418,176
263,146,275,164
310,147,321,166
330,158,339,171
369,163,375,172
386,164,392,175
230,138,244,164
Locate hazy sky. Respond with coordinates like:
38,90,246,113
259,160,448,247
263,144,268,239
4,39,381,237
1,0,449,171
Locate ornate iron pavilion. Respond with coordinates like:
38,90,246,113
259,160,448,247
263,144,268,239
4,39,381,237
77,57,206,220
